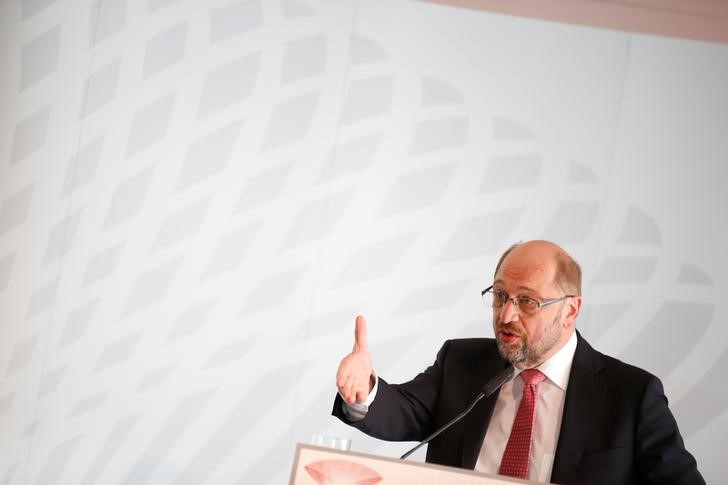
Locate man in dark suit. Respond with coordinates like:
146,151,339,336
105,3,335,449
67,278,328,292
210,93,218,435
333,240,704,484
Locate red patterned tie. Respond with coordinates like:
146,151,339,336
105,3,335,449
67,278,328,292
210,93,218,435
499,369,546,479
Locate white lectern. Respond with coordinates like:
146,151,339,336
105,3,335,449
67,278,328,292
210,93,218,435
290,444,548,484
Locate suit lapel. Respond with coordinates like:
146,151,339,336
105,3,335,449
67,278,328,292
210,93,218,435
550,332,608,484
460,347,509,469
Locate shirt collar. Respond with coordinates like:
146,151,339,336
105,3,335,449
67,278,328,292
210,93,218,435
513,330,577,391
538,330,577,390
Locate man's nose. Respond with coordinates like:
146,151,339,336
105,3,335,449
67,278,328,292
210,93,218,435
498,297,519,323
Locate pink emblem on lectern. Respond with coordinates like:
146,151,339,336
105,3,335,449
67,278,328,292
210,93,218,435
304,459,383,484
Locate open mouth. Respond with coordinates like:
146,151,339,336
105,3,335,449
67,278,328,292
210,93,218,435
499,329,520,343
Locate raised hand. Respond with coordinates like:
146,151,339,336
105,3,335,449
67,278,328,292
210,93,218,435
336,315,374,404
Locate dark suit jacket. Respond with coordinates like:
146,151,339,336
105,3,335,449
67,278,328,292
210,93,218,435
332,332,705,485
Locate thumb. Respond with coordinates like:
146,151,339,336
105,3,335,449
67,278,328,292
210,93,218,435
353,315,368,353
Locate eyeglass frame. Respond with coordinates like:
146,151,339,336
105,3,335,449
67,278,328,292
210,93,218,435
480,285,574,315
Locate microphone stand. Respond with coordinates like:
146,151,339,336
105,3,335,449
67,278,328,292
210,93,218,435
400,366,515,460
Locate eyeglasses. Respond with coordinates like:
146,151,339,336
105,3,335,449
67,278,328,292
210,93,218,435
481,285,573,316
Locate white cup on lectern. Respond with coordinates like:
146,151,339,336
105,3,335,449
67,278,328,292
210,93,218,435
311,434,351,451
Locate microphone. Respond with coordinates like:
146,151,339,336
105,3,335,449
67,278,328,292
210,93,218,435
399,365,515,460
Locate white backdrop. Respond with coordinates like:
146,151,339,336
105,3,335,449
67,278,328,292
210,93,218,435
1,0,727,483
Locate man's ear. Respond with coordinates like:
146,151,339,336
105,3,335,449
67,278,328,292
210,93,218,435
563,296,582,329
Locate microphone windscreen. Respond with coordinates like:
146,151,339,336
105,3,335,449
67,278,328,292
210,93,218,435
481,366,515,396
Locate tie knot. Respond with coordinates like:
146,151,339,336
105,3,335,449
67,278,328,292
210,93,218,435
520,369,545,387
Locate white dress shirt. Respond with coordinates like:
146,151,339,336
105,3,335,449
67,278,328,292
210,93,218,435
475,331,577,482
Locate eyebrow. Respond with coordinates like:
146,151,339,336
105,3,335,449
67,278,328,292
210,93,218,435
493,280,539,294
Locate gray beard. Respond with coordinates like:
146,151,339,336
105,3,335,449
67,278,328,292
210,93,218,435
496,307,563,367
496,338,530,366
